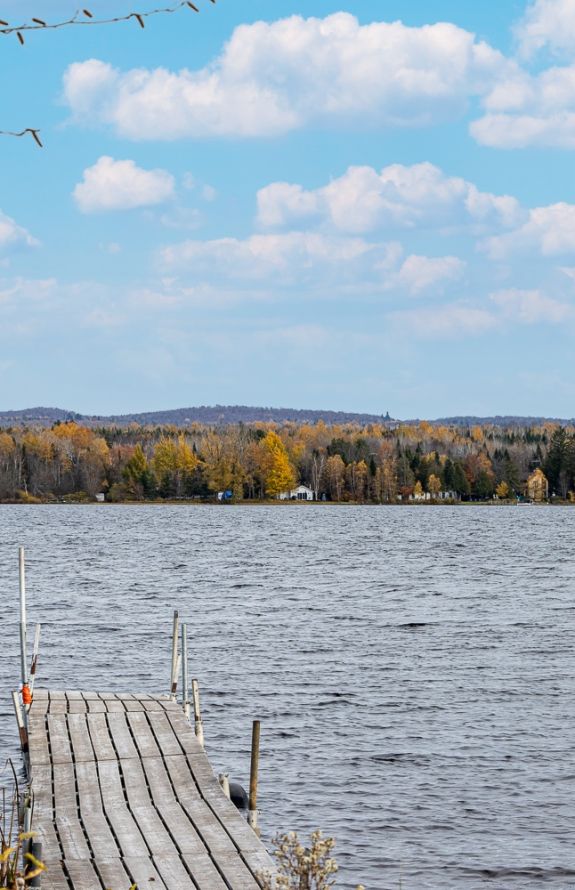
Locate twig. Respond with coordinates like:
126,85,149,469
0,128,43,146
0,0,215,39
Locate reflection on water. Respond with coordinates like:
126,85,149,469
0,504,574,889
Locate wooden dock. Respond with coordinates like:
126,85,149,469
27,689,275,890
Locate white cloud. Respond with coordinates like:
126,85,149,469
391,255,466,294
159,232,401,285
159,231,466,300
73,156,175,213
392,303,496,339
0,211,38,252
483,203,575,258
516,0,575,58
62,14,509,139
0,277,51,304
491,288,574,322
472,60,575,149
257,163,523,234
158,207,202,230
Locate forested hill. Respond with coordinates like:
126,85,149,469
0,406,573,428
0,405,393,427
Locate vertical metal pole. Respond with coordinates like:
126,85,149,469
181,623,190,719
248,720,260,834
170,610,179,700
12,690,28,753
28,841,43,887
19,547,28,689
191,679,204,748
29,623,41,694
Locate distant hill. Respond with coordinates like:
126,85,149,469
0,406,572,428
433,415,575,426
0,404,395,427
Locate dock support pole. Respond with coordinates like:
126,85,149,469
181,623,190,719
27,841,43,887
170,610,179,700
191,679,204,748
219,773,230,799
19,547,28,692
29,623,41,695
12,690,28,754
248,719,260,835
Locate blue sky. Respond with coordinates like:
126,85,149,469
1,0,575,417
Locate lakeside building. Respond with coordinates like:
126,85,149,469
404,490,461,502
278,484,315,501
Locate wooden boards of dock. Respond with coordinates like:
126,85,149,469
27,689,275,890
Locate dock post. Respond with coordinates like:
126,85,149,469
29,623,41,695
191,679,204,748
12,689,28,754
182,623,190,720
170,610,179,700
19,547,28,692
248,720,260,835
27,841,43,887
219,773,231,799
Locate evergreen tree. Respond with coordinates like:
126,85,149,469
544,428,568,496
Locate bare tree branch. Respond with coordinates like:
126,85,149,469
0,1,215,39
0,128,43,146
1,0,216,145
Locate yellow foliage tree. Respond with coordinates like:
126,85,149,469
495,481,510,499
152,436,199,496
261,431,296,497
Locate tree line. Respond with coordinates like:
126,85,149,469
0,420,574,503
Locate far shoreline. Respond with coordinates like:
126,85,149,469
1,499,572,508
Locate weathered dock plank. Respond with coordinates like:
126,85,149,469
28,691,276,889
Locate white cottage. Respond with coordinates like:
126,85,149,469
278,484,315,501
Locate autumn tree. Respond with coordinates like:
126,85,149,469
325,454,345,501
0,433,20,498
495,481,510,499
261,431,296,497
427,473,442,498
122,444,155,498
152,436,200,497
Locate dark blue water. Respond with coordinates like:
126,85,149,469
0,504,574,889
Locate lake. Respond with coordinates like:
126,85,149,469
0,504,574,889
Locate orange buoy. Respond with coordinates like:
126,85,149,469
22,684,32,706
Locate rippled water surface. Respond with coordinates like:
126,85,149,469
0,505,574,889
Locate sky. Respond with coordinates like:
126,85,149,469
1,0,575,417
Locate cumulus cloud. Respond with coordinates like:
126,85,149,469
490,288,574,322
483,203,575,258
159,231,466,300
0,211,38,252
390,255,466,294
516,0,575,58
257,163,523,234
62,14,509,139
159,232,401,285
73,156,175,213
472,63,575,148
